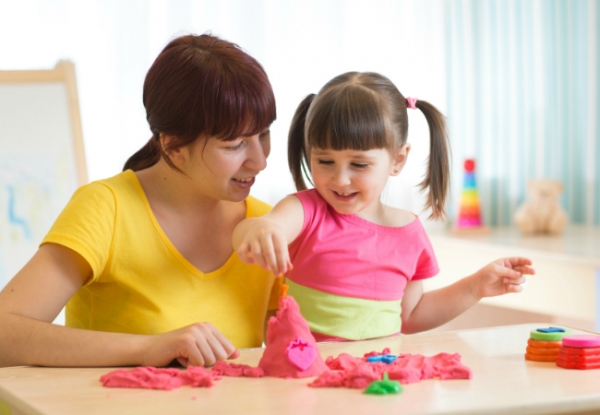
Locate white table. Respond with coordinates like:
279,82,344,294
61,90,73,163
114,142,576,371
1,324,600,415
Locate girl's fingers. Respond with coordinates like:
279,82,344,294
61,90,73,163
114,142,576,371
249,240,269,271
272,233,290,275
506,257,533,267
260,236,280,275
506,283,523,293
514,266,535,275
504,275,527,285
237,244,255,264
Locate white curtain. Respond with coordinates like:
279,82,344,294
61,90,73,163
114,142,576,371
444,0,600,226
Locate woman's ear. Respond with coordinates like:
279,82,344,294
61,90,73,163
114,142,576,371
159,133,186,164
390,143,411,176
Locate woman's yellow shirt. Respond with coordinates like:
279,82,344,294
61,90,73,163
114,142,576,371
42,170,280,348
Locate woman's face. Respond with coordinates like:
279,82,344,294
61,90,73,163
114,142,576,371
181,129,271,202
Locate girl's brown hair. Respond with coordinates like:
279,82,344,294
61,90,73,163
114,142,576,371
124,34,276,171
288,72,450,219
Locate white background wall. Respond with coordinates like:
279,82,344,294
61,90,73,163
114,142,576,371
0,0,447,222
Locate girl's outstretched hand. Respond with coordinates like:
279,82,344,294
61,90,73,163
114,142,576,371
235,218,293,276
140,322,240,368
471,257,535,298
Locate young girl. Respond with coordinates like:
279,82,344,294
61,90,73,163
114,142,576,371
0,34,281,368
233,71,534,341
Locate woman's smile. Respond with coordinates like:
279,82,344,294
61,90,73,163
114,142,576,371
232,176,255,189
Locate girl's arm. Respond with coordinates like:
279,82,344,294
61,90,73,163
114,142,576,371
400,257,535,334
233,195,304,276
0,244,238,368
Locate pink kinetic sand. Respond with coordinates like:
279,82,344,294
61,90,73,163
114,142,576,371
100,366,217,390
211,361,264,377
258,295,329,378
100,300,472,391
309,348,472,389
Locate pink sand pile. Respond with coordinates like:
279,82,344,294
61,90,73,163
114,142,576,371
212,361,264,377
101,362,264,391
100,366,217,390
258,295,329,378
100,297,472,391
309,348,472,389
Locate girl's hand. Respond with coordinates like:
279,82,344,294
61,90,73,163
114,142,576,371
140,322,240,368
471,257,535,299
235,218,293,276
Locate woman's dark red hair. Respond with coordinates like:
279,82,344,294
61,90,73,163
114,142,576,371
124,33,276,171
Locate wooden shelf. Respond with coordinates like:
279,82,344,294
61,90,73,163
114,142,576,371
430,224,600,267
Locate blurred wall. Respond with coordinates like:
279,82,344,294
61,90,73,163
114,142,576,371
0,0,445,221
0,0,598,227
445,0,599,226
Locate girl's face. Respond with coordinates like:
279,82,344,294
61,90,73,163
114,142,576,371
177,129,271,202
309,145,408,219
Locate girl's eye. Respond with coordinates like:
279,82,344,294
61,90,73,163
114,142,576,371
352,163,368,169
317,160,334,165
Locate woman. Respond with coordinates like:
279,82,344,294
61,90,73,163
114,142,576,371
0,34,280,368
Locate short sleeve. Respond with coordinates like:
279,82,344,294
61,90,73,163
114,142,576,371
293,189,323,238
41,182,116,284
411,224,440,281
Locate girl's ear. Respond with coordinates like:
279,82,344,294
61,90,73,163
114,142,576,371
159,133,186,164
390,143,411,176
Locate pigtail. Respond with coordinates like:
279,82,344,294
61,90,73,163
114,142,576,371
288,94,316,191
414,100,451,220
123,135,161,171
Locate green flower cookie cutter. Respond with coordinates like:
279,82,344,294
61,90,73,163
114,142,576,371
364,372,403,395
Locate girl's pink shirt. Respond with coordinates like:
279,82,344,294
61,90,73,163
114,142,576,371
287,189,439,302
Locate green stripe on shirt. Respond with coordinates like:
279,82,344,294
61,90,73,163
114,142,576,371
287,279,401,340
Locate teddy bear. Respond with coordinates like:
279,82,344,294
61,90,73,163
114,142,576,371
514,179,568,235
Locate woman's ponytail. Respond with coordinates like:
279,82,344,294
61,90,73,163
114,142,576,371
288,94,315,191
123,135,161,171
415,100,451,220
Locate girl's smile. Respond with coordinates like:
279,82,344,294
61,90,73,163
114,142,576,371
331,190,358,202
310,147,401,218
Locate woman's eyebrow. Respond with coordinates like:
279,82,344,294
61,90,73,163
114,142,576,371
241,128,270,137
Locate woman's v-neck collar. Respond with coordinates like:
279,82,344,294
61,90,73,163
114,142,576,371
126,169,244,280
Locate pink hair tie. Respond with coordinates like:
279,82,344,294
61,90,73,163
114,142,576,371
406,97,418,109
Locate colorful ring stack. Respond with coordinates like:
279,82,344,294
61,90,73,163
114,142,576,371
556,334,600,370
525,327,571,362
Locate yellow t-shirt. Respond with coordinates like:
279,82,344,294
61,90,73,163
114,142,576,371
41,170,281,348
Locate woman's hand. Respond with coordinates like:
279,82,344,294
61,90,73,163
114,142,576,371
470,257,535,299
141,322,239,368
234,218,293,276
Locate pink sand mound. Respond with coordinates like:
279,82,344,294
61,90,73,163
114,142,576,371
309,350,472,389
100,366,217,390
212,362,264,378
258,295,329,378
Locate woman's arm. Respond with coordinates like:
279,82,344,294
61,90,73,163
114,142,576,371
233,195,304,276
0,244,238,368
400,257,535,334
